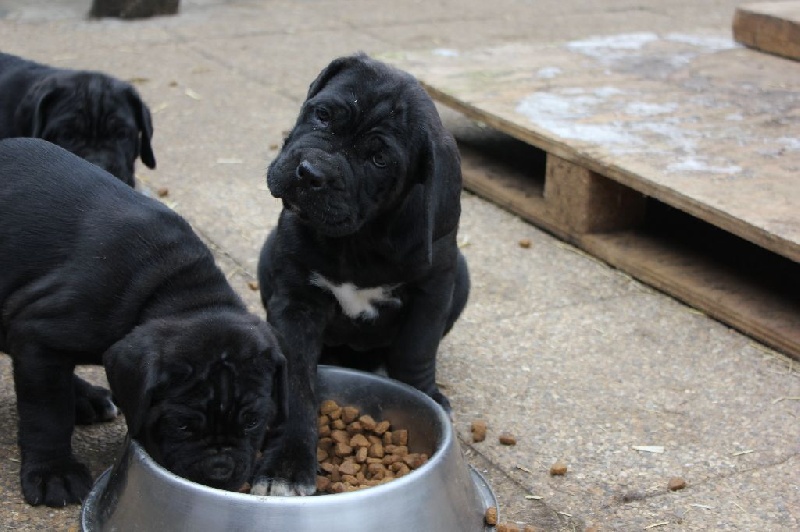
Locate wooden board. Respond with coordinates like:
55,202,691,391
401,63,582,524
456,145,800,360
386,35,800,264
734,1,800,60
385,35,800,359
580,232,800,359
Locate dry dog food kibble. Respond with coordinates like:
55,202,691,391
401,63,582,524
667,476,687,491
471,419,487,443
315,400,429,494
549,461,568,476
498,432,517,446
484,506,498,525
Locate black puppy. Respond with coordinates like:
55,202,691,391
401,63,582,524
254,53,469,495
0,138,285,507
0,52,156,186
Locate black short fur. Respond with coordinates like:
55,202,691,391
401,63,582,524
255,53,469,496
0,138,285,507
0,52,156,186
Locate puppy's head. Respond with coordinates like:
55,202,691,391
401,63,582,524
268,53,462,258
15,71,156,187
103,311,286,491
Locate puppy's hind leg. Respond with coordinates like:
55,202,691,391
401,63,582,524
385,256,470,415
73,375,119,425
443,251,470,337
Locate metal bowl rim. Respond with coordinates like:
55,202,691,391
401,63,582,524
82,366,459,508
82,462,498,530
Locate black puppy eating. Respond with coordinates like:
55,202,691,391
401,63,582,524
255,53,469,495
0,52,156,186
0,138,285,507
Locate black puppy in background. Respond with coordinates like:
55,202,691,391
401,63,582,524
0,52,156,186
0,138,285,507
255,54,469,496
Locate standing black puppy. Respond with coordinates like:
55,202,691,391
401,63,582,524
0,138,285,507
254,53,469,495
0,52,156,186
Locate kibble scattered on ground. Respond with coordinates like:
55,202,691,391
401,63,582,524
498,432,517,446
471,419,487,442
549,461,568,476
668,477,687,491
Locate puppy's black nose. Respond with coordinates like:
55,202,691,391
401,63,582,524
296,160,325,189
203,454,236,482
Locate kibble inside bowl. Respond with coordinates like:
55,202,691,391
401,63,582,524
313,399,430,494
82,366,496,532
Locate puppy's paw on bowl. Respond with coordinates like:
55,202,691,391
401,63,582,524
250,478,315,496
252,434,319,496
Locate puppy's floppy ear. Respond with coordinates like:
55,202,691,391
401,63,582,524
15,77,62,138
306,52,369,99
418,126,462,265
125,87,156,169
103,327,162,437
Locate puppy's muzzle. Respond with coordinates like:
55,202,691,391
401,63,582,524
202,454,236,483
296,160,328,190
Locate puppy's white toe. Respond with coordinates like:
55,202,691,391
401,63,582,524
270,480,301,496
249,481,270,496
250,479,315,496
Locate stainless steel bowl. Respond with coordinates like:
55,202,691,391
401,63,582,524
81,366,496,531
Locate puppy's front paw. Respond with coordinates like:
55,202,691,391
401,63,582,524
20,456,92,507
251,478,316,497
250,441,318,496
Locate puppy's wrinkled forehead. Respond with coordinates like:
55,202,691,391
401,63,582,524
309,66,420,133
167,344,268,402
49,76,135,135
191,353,267,425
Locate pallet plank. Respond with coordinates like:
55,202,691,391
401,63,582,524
733,1,800,60
386,36,800,263
386,36,800,359
580,230,800,358
458,145,800,360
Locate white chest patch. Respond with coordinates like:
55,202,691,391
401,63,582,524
310,272,401,320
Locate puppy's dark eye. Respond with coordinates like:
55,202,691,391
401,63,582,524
372,153,387,168
242,412,260,431
314,107,331,125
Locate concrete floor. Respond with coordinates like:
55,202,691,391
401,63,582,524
0,0,798,530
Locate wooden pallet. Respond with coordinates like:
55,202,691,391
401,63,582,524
734,1,800,61
384,34,800,360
